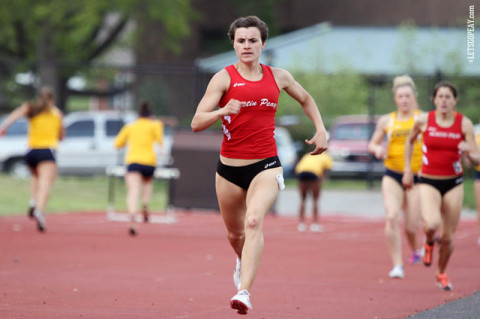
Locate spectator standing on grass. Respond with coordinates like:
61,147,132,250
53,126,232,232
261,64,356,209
368,75,424,279
114,101,163,236
294,151,332,233
0,87,64,232
191,16,327,315
403,81,480,290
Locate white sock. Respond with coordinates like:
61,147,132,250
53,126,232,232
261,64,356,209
29,199,36,208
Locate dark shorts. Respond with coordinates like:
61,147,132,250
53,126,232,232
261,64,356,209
475,170,480,180
418,175,463,196
297,172,319,181
216,156,282,190
384,169,418,189
24,148,56,168
127,163,155,179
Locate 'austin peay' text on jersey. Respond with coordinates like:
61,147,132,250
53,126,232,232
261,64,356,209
219,64,280,159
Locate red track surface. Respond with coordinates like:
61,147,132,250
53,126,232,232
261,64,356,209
1,211,479,319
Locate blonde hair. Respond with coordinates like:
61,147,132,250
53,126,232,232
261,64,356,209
392,75,417,95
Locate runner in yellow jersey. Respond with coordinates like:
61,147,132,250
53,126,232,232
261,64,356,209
0,87,64,232
368,75,423,279
114,101,163,235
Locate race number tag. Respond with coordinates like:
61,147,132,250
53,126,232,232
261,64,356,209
452,161,462,174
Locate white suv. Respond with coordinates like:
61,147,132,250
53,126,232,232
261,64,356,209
0,116,29,177
0,111,173,177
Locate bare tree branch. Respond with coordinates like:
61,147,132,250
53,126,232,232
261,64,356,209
80,9,108,53
14,21,27,59
87,16,129,61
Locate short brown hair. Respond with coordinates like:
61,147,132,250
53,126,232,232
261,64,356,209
228,16,268,44
138,100,152,117
433,81,458,99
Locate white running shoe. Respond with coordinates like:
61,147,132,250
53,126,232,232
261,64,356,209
310,223,324,233
388,265,404,278
230,289,252,314
33,209,46,232
233,257,241,291
297,222,307,232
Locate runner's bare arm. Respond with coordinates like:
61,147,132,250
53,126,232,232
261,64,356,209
191,70,245,132
403,112,427,187
368,115,388,160
0,103,29,136
459,117,480,166
273,68,327,155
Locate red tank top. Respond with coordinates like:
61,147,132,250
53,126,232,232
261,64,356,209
219,64,280,159
421,111,463,176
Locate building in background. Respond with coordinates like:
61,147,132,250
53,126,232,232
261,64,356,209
138,0,474,63
196,23,478,76
133,0,476,120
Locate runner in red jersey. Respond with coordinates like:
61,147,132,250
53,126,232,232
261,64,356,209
219,64,279,159
403,81,480,291
191,16,327,315
422,111,464,177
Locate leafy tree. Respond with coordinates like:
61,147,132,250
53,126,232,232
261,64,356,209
276,71,370,153
228,0,280,35
0,0,196,111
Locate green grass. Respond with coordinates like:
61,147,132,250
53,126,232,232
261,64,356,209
0,174,477,217
463,174,477,210
0,174,168,216
67,96,90,112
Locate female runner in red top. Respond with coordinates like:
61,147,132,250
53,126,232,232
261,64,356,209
191,16,327,314
403,82,480,291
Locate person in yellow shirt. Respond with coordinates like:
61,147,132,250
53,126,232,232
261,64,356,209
114,101,163,235
0,87,64,232
294,151,333,232
475,131,480,245
368,75,423,279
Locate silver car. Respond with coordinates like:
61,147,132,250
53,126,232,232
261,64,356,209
0,111,173,177
0,116,30,177
275,127,298,177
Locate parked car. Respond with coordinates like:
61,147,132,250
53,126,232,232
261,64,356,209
0,116,30,178
275,127,298,177
327,114,384,178
0,111,173,177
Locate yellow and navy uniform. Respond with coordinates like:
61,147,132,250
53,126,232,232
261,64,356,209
295,152,333,178
384,110,422,173
28,107,62,149
114,118,163,166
